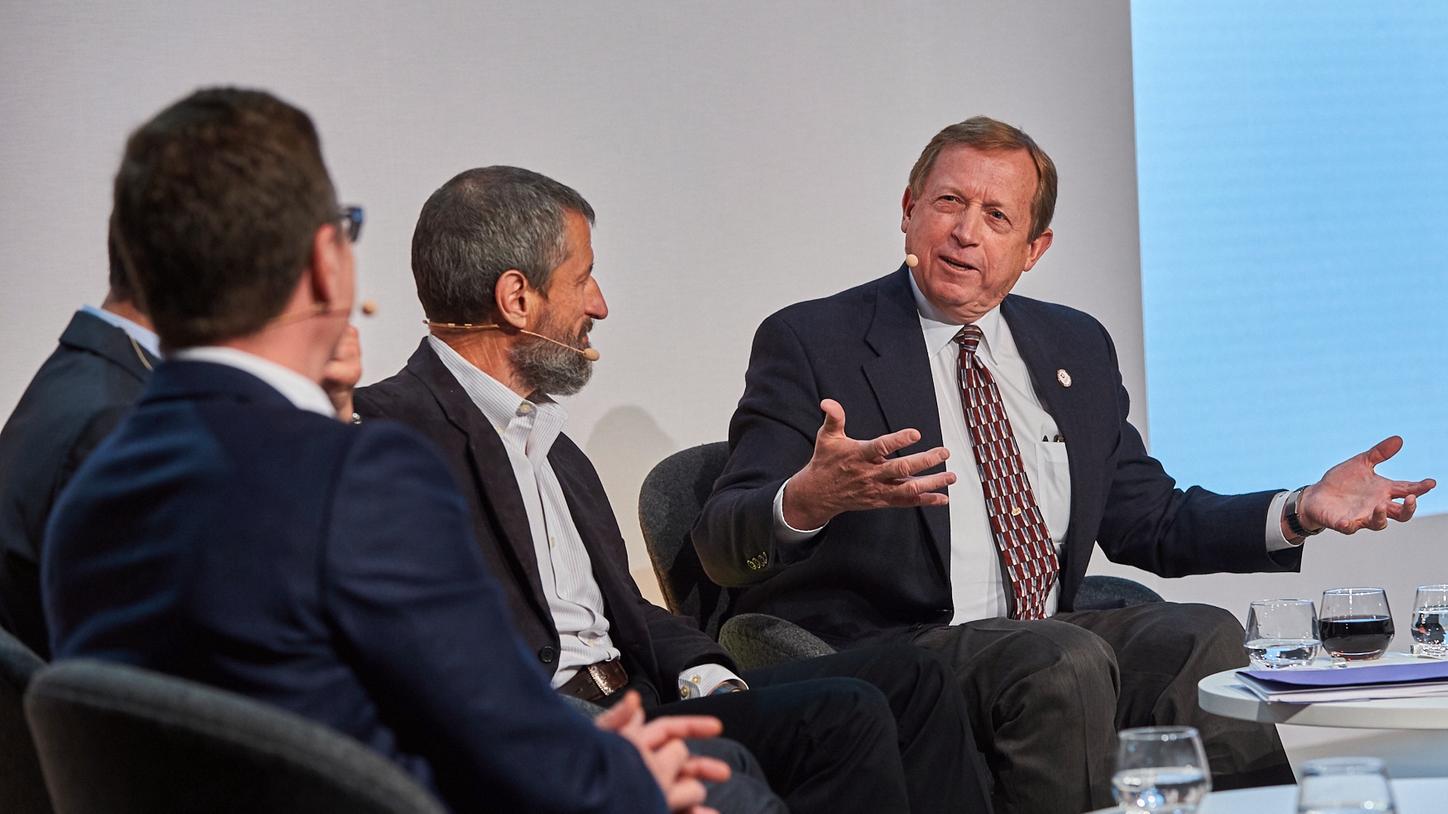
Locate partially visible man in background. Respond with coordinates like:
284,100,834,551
0,235,156,657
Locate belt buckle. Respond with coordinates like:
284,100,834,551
587,661,622,696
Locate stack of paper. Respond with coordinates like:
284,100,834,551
1237,658,1448,703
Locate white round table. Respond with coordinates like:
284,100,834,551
1198,664,1448,730
1089,777,1447,812
1198,659,1448,778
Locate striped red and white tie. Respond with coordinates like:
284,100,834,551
955,325,1059,620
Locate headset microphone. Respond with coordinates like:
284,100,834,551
423,320,601,362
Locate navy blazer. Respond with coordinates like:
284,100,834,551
356,342,733,709
0,310,155,657
44,360,665,814
694,267,1300,647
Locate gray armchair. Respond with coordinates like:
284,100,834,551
639,441,1161,670
25,660,445,814
0,627,51,814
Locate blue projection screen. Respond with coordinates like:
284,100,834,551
1131,3,1446,515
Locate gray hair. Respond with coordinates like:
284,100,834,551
411,166,595,322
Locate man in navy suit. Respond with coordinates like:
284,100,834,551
0,238,157,657
43,87,728,814
693,117,1436,813
356,165,992,814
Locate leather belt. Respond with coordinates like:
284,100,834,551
557,659,629,702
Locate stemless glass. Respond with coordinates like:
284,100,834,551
1244,598,1320,668
1320,588,1394,662
1411,584,1448,658
1296,757,1396,814
1111,726,1211,814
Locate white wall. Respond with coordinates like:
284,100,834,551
2,1,1440,628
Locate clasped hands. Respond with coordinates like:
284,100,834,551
1294,435,1436,536
782,399,954,530
594,691,729,814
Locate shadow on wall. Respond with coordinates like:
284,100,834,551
584,404,677,605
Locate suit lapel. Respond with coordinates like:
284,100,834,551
1000,297,1091,571
861,267,951,573
403,344,550,608
60,310,155,382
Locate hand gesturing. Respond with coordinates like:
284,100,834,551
781,399,956,530
1300,436,1436,534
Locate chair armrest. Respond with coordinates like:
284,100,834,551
718,613,837,672
1075,574,1164,611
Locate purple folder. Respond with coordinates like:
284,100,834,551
1241,659,1448,688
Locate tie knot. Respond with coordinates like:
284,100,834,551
954,325,983,354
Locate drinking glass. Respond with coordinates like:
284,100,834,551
1111,726,1211,813
1320,588,1394,662
1244,598,1319,668
1411,584,1448,659
1296,757,1396,814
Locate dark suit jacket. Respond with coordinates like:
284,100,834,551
694,267,1301,647
356,342,732,709
0,310,155,657
44,360,665,814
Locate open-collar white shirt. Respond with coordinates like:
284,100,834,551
428,337,742,697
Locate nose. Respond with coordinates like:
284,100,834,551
586,278,608,321
951,208,983,247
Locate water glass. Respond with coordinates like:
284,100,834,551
1244,598,1319,668
1411,584,1448,658
1111,726,1211,813
1296,757,1396,814
1320,588,1394,662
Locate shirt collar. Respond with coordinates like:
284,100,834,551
906,271,1006,357
426,335,566,460
169,346,337,418
82,305,160,358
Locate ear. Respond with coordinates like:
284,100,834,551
900,186,916,234
493,269,534,329
1021,228,1053,273
307,224,344,305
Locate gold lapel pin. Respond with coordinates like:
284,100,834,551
1057,368,1072,388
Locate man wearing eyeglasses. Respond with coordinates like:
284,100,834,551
44,87,727,814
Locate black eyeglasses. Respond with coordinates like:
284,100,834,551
338,205,364,243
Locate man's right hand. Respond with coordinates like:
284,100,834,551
781,399,955,530
594,691,729,814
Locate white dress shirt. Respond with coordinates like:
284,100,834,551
775,278,1296,623
428,338,743,696
170,346,335,418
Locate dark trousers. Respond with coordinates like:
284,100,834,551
652,644,994,814
912,602,1293,814
687,736,788,814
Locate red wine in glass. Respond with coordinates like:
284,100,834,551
1319,616,1395,660
1320,588,1394,661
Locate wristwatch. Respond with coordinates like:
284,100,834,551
1284,486,1322,541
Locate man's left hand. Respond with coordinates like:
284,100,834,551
322,324,362,421
1299,436,1436,534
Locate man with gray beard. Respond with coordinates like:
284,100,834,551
354,166,992,814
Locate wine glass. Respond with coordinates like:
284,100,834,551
1296,757,1396,814
1244,598,1319,668
1320,588,1393,662
1111,726,1211,813
1412,585,1448,658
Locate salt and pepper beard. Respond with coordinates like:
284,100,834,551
509,313,595,397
